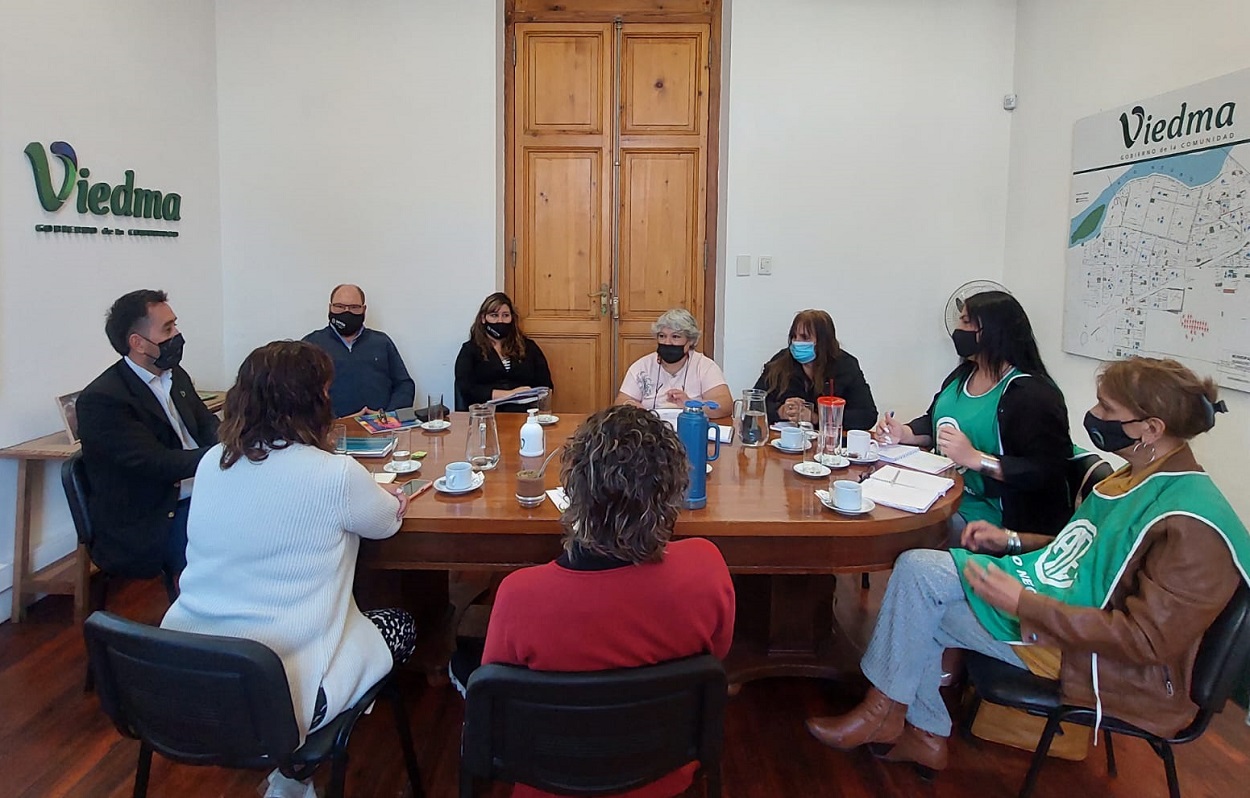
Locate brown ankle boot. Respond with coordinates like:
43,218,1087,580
806,687,906,750
873,723,949,780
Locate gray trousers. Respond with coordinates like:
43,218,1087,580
861,549,1027,737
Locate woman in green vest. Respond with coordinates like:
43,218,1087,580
875,290,1073,537
808,357,1246,778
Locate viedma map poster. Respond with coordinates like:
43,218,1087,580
1065,68,1250,392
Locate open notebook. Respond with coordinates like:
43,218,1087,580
859,465,955,514
877,444,956,475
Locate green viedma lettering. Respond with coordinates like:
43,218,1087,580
1071,204,1105,245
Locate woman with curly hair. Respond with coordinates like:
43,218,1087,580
455,291,554,412
161,340,416,798
476,405,736,798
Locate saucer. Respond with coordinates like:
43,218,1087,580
536,414,559,426
770,439,811,454
421,419,452,431
847,452,880,465
814,453,850,469
434,471,485,495
383,460,421,474
793,462,832,479
816,491,876,516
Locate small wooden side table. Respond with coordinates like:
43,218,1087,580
1,432,81,622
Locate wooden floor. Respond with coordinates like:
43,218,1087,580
3,577,1249,798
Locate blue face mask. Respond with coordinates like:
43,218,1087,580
789,340,817,364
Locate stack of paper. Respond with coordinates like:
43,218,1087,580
859,465,955,514
339,437,397,458
488,387,550,406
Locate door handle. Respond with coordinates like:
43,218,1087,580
588,283,610,316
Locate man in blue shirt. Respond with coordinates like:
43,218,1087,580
302,284,415,417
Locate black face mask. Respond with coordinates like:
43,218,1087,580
1083,411,1147,453
657,343,687,364
951,328,980,358
329,310,365,337
145,332,185,371
485,321,514,340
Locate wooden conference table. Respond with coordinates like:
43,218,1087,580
356,411,959,685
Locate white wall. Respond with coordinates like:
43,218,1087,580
0,1,223,607
1004,0,1250,517
215,0,501,404
720,0,1019,417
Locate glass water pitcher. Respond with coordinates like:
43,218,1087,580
732,388,769,448
466,403,501,470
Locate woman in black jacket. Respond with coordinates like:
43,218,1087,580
753,309,878,430
875,290,1072,535
454,292,554,412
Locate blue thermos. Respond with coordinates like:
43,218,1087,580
677,400,721,510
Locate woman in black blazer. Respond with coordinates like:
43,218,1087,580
454,292,554,412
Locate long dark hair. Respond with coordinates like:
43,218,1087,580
762,309,842,397
560,405,689,564
218,341,335,468
962,291,1051,380
470,291,527,361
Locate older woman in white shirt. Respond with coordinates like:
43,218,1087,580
615,308,732,420
161,340,414,798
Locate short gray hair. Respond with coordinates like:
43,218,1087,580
651,308,701,346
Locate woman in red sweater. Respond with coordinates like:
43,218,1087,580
480,404,736,798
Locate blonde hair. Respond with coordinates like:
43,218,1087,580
1097,357,1221,439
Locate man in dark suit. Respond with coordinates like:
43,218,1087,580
76,289,220,581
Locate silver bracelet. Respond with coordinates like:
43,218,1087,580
979,453,1003,481
1005,529,1022,556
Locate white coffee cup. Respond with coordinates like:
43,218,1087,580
445,461,474,490
832,479,863,511
846,429,878,459
779,426,805,449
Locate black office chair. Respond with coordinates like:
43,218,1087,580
454,381,468,412
84,611,425,798
460,655,727,798
1067,450,1113,510
961,583,1250,798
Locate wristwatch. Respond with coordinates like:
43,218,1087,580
1005,529,1022,556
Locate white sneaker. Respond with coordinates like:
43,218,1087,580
264,770,318,798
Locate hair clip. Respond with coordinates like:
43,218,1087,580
1201,395,1228,428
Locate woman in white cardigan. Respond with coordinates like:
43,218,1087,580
161,340,414,798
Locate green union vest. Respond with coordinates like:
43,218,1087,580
951,470,1250,643
932,368,1025,526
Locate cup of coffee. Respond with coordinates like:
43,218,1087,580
515,468,545,508
779,426,805,449
444,461,474,490
832,479,863,512
846,429,878,459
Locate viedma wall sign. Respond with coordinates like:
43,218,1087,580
24,140,181,238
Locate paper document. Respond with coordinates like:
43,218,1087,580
710,425,734,444
859,465,955,514
546,487,570,512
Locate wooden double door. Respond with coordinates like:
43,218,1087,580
507,18,714,413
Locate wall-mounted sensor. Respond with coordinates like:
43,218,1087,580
1003,93,1018,111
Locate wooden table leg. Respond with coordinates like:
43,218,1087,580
724,573,862,685
10,459,33,622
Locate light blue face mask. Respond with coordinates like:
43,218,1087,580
789,340,816,364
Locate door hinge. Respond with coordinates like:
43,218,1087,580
510,238,517,268
702,240,708,271
708,36,714,70
511,33,517,66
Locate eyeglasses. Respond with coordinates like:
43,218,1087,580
330,303,364,313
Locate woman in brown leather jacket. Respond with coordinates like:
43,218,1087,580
806,357,1248,777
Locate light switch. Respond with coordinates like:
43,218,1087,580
736,255,751,277
758,256,773,275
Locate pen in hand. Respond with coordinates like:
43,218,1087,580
879,410,895,444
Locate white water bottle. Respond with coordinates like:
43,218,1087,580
520,408,545,457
